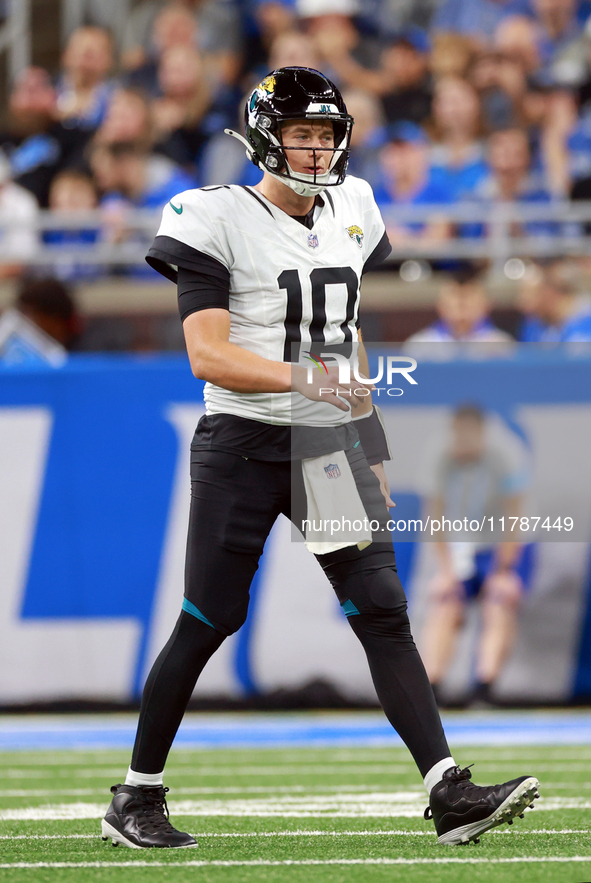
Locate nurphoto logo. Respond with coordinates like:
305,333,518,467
304,351,418,398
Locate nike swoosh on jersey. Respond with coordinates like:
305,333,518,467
169,201,183,214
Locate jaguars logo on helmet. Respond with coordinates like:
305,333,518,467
224,67,353,198
259,75,276,94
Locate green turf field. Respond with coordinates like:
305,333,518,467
0,742,590,882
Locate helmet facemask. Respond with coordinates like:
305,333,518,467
252,113,352,197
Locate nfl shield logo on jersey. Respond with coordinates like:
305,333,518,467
307,233,319,249
324,463,341,479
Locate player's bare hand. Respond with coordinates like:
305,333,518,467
370,462,395,508
292,365,375,412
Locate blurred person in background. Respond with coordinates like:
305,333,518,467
245,1,298,80
419,404,532,707
517,256,591,339
379,29,433,126
95,88,154,151
89,141,196,270
373,120,453,248
0,152,39,279
496,0,589,88
300,0,381,87
494,15,542,77
430,0,524,44
468,49,529,131
356,0,441,36
14,277,80,350
429,32,476,78
124,4,200,96
0,276,80,365
56,26,116,129
428,75,489,198
342,89,386,188
0,67,93,208
43,170,102,282
89,141,197,211
458,126,555,237
121,0,241,90
151,45,214,171
268,28,321,70
406,264,513,349
311,25,433,127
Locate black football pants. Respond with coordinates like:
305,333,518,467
131,450,450,777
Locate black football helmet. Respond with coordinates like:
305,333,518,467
225,67,353,196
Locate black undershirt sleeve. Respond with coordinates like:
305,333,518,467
145,235,231,321
177,266,230,320
362,230,392,275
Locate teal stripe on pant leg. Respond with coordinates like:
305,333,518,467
182,597,215,629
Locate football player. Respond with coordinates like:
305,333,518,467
102,67,539,849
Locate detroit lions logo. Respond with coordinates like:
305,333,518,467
346,225,364,248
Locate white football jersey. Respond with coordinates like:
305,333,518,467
148,175,389,425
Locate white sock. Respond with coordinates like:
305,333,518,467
423,757,456,795
125,767,164,788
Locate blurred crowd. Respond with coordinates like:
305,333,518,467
2,0,591,349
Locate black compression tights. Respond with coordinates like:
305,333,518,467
131,611,225,774
131,607,449,779
347,608,450,778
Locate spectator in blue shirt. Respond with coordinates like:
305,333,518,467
428,75,489,199
431,0,526,42
496,0,588,88
342,89,386,190
89,141,197,211
458,127,556,238
43,170,102,282
56,27,116,130
89,140,197,276
518,257,591,340
406,264,513,353
373,121,453,247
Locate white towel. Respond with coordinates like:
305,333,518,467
301,450,372,555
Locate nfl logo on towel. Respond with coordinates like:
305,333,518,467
324,463,341,479
307,233,319,248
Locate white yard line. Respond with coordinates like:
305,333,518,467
0,785,429,798
2,856,591,869
0,828,587,842
0,794,585,821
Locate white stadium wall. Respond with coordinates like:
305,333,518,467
0,352,590,705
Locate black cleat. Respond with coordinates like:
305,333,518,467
101,784,197,849
424,765,540,846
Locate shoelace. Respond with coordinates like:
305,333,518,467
423,764,474,820
110,784,174,832
138,787,173,830
447,764,474,782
